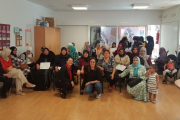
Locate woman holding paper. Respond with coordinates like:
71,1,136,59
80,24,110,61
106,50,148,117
56,57,80,99
97,50,119,92
119,57,147,102
34,47,55,91
0,48,35,95
115,48,130,83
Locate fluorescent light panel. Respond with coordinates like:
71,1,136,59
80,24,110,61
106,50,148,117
71,5,87,10
133,3,150,9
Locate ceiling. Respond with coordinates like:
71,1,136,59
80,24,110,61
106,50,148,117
28,0,180,11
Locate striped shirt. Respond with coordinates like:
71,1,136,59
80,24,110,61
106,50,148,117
148,73,157,85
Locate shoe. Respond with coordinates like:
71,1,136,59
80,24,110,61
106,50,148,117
60,93,66,99
147,99,151,102
90,93,94,97
108,87,112,92
16,91,25,95
1,94,7,98
96,94,101,99
26,84,36,88
152,100,156,103
80,91,83,95
112,85,115,89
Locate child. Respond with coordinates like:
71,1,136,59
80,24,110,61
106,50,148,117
145,65,159,103
163,58,177,77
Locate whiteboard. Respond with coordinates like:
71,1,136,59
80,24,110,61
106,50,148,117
161,22,178,55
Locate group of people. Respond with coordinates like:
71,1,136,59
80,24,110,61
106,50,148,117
0,35,160,103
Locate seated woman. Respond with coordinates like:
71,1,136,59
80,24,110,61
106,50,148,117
113,44,123,56
130,46,139,64
119,57,147,102
68,45,79,66
139,47,152,69
0,48,35,95
77,50,90,67
10,46,30,76
35,47,55,91
115,48,130,82
0,62,12,98
19,46,35,67
80,57,102,99
55,57,80,99
97,50,119,92
53,47,70,72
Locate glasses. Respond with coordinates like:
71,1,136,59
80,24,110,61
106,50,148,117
90,61,96,63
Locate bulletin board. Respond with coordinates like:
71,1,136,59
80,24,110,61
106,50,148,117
15,28,23,46
0,24,10,51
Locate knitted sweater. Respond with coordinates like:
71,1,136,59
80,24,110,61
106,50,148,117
114,55,130,66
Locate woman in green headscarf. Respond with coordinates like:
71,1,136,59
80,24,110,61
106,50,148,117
119,56,147,102
68,45,79,66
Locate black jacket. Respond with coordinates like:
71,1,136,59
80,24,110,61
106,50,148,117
36,53,55,66
53,54,70,68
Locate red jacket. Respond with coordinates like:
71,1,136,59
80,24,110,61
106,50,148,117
0,56,13,71
77,58,89,67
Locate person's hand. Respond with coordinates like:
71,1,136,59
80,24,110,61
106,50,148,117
130,40,134,43
5,74,12,78
120,62,125,65
49,66,53,69
55,66,59,72
110,74,114,80
36,64,40,70
7,66,13,72
80,70,84,74
85,82,90,87
119,74,121,78
77,70,81,76
71,81,74,87
156,85,158,89
100,67,104,71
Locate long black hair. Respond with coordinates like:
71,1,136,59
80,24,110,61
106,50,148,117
88,57,98,72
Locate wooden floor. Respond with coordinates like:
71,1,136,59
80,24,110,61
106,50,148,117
0,76,180,120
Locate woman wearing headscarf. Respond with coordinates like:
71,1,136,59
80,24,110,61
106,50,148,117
19,47,34,64
77,50,90,67
34,47,55,91
86,45,93,57
119,37,131,50
155,47,167,74
68,45,79,66
10,46,30,76
139,47,152,69
53,47,70,72
130,46,139,64
0,49,35,95
113,44,123,56
133,36,142,47
119,57,147,102
146,36,154,56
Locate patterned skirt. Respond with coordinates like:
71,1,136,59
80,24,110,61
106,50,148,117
127,80,147,102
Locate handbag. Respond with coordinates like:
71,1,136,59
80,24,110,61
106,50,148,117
126,78,142,88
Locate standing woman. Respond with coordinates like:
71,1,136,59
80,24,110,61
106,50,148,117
0,49,35,95
130,46,139,64
68,45,79,66
56,57,80,99
80,57,102,99
97,50,119,92
119,57,147,102
139,47,152,69
146,36,154,56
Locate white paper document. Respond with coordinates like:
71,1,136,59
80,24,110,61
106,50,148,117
116,64,126,71
40,62,50,69
58,67,61,70
110,48,116,53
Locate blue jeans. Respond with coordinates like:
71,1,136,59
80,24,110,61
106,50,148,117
85,82,102,94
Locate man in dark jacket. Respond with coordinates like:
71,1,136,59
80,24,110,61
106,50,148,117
146,36,154,56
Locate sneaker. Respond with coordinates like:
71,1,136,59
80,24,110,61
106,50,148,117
108,87,112,92
152,100,156,103
96,94,101,99
147,99,151,102
90,93,94,97
112,85,115,89
60,93,66,99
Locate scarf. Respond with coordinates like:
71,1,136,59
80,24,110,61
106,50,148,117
68,45,76,57
82,50,90,62
116,44,123,54
139,47,150,68
131,47,139,59
132,57,141,77
60,47,69,58
119,48,126,57
65,63,72,80
10,46,17,57
0,48,11,61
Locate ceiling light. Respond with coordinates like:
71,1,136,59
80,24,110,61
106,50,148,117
132,3,150,9
71,5,87,10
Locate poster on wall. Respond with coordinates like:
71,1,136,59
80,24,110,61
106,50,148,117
118,26,146,42
90,26,117,48
0,24,10,51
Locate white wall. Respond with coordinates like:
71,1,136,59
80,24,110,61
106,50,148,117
161,6,180,54
58,25,88,53
0,0,55,55
55,10,162,26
